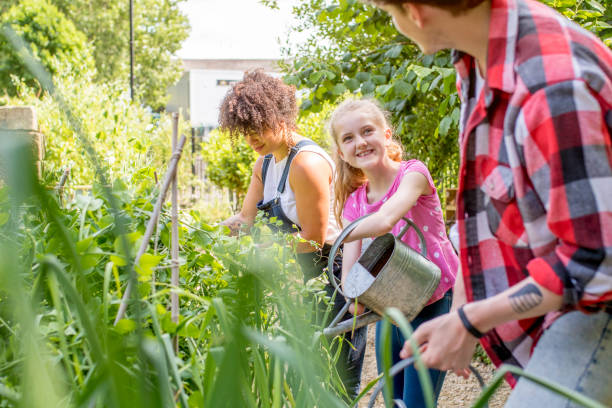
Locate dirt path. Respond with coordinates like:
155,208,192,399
357,327,511,407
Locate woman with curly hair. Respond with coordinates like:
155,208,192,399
218,70,367,400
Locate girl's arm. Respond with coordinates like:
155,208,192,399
344,171,433,243
290,151,333,253
220,156,264,234
341,236,361,290
341,233,366,315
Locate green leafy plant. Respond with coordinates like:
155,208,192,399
50,0,190,110
0,0,94,96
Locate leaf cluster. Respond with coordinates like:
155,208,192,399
0,0,94,97
282,0,461,195
281,0,612,199
50,0,190,110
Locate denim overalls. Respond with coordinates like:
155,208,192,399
256,139,317,232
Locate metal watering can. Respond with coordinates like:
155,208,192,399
323,213,441,338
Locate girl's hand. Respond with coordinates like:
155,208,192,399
348,301,365,315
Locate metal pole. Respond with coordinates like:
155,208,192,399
129,0,135,100
171,113,180,353
191,127,196,198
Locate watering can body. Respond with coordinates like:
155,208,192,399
323,214,441,338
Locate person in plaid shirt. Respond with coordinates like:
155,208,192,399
367,0,612,405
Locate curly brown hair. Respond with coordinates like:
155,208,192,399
218,69,298,142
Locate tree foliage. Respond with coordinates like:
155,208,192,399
200,130,259,204
281,0,612,192
50,0,190,110
0,0,94,97
282,0,460,190
0,66,194,189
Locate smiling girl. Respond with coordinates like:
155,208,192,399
330,98,458,407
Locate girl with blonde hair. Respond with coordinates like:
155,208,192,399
330,98,458,407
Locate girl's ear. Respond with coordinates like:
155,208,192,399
336,147,345,160
384,127,393,142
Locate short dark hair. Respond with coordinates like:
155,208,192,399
367,0,487,14
218,69,298,140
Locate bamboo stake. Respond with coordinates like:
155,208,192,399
114,134,187,325
170,114,180,353
56,168,70,207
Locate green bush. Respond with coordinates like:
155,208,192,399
0,66,194,190
0,0,94,96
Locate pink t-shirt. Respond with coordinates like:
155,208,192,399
343,160,458,304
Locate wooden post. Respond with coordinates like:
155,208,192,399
56,168,70,207
171,113,180,353
114,135,187,325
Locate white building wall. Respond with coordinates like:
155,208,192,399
188,69,281,128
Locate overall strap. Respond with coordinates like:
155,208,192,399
277,139,318,194
260,154,273,186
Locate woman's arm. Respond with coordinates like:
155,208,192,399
220,156,264,235
344,171,433,243
289,151,333,253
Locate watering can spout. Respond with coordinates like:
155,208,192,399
323,311,381,338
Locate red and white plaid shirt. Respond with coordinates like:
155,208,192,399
454,0,612,385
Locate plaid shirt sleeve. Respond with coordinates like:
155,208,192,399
516,79,612,310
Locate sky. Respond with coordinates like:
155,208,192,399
176,0,302,60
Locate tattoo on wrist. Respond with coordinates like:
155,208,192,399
508,283,543,314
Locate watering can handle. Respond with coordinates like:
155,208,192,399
397,217,428,258
326,213,374,296
327,215,429,295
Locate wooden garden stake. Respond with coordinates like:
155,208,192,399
114,134,187,326
56,167,70,207
171,113,180,353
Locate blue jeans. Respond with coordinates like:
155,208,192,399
506,310,612,407
375,291,452,408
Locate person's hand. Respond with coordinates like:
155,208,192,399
219,215,244,236
399,310,479,379
348,301,365,316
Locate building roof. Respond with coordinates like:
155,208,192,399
181,58,281,72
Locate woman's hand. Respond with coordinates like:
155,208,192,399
400,278,563,377
219,157,265,236
220,214,246,236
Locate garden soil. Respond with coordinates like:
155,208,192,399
358,327,511,407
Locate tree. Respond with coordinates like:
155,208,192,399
282,0,460,190
0,0,94,97
50,0,190,111
280,0,612,191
